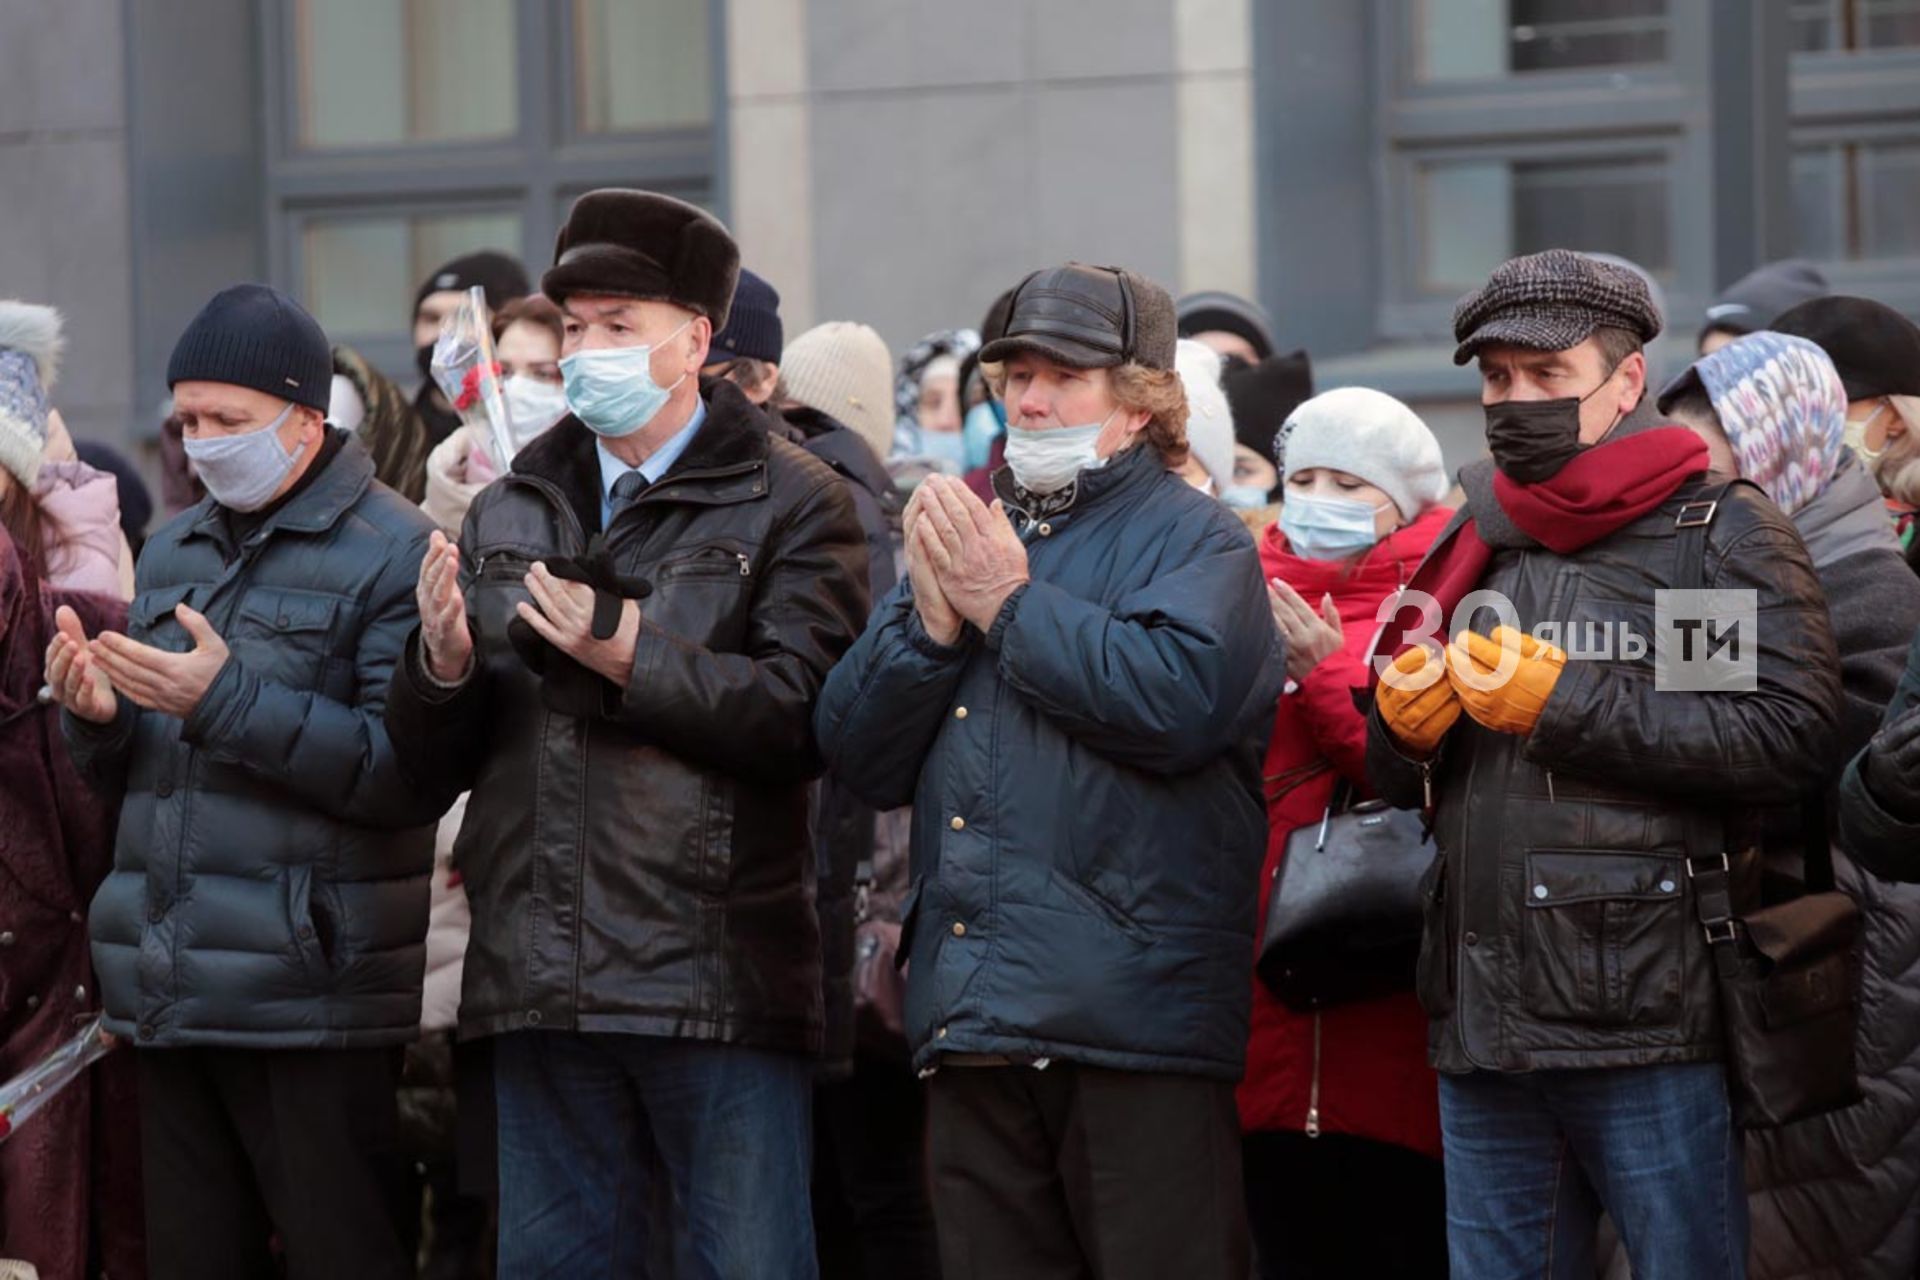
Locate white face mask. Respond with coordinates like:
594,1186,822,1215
1843,401,1890,464
1003,410,1116,495
501,374,570,451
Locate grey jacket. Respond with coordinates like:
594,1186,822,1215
65,439,442,1049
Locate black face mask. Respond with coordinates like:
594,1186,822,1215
1484,374,1624,483
1485,397,1585,483
1216,351,1253,379
415,342,436,382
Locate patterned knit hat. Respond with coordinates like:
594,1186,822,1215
0,301,65,489
782,321,897,463
1452,248,1664,365
1665,331,1847,517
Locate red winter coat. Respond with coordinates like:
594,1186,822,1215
1237,506,1450,1161
0,529,145,1280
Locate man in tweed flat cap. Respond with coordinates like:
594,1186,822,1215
1366,249,1842,1276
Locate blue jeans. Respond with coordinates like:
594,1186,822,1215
1439,1064,1747,1280
493,1030,818,1279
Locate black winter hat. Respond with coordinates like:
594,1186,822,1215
1772,295,1920,400
708,268,782,363
1698,258,1828,344
543,189,741,330
167,283,332,412
1176,290,1276,362
980,263,1178,372
412,250,530,318
1222,349,1314,462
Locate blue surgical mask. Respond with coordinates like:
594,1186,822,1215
1221,484,1272,510
181,401,308,513
1280,492,1392,561
560,319,692,438
962,399,1006,471
1004,412,1114,495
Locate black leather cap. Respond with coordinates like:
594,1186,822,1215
1771,295,1920,400
980,263,1177,371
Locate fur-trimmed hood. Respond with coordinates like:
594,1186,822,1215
0,300,65,389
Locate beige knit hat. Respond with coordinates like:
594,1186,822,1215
781,322,895,462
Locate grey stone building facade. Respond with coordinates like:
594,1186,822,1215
4,0,1918,489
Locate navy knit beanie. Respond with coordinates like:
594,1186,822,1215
167,284,332,412
708,268,783,364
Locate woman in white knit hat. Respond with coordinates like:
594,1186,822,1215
1241,386,1455,1279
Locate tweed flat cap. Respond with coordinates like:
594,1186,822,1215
1452,248,1663,366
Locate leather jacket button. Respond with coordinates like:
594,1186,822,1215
1465,931,1480,947
0,932,14,947
525,1009,543,1027
69,911,84,925
26,995,40,1010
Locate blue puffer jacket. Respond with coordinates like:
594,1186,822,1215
64,437,442,1049
814,445,1283,1079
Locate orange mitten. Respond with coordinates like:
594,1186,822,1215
1447,625,1566,736
1375,644,1461,755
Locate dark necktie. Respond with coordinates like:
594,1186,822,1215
610,470,647,517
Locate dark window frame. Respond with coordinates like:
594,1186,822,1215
256,0,728,380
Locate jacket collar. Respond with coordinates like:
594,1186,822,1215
991,440,1166,531
511,376,775,534
184,431,374,546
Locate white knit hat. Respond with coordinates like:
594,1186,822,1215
1280,387,1448,520
0,301,64,488
1175,339,1235,494
781,322,896,462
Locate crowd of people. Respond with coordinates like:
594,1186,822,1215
4,183,1920,1280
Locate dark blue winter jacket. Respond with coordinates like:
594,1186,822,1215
814,444,1283,1079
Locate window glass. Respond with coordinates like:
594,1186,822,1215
1793,139,1920,261
574,0,712,134
296,0,517,148
1417,0,1669,82
1791,0,1920,52
1418,155,1670,292
303,210,523,335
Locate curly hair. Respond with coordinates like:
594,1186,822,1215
980,360,1189,469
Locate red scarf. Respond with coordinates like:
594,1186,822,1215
1372,427,1708,665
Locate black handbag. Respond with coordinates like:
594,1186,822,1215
1257,778,1434,1012
1673,482,1862,1129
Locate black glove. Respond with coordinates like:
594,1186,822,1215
1862,703,1920,821
506,535,651,720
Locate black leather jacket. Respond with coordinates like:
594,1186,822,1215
386,380,870,1053
1368,463,1841,1074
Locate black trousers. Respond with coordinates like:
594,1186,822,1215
1242,1129,1448,1279
813,1056,943,1279
926,1062,1247,1280
137,1045,413,1280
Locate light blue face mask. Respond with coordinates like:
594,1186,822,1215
181,401,307,513
962,399,1006,471
1221,484,1272,510
561,319,692,438
1280,491,1392,561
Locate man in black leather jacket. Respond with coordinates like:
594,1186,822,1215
384,190,869,1279
1366,250,1841,1280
